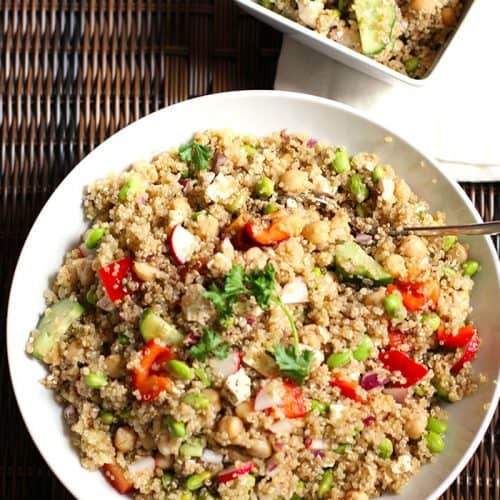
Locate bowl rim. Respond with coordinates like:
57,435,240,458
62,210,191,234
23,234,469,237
234,0,479,86
7,90,500,500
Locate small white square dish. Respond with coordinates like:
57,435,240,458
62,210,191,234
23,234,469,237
235,0,479,86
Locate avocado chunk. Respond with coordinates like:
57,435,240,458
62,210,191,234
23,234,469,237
139,309,184,346
32,299,85,361
353,0,396,56
334,241,393,286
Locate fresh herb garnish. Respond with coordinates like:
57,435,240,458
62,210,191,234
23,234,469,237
204,263,314,385
273,345,314,386
178,141,213,171
203,265,247,322
189,327,229,362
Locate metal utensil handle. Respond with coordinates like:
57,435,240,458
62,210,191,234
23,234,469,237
404,221,500,236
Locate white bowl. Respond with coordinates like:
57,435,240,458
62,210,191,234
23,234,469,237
7,90,499,500
235,0,479,86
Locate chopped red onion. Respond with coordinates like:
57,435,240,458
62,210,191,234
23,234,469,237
78,244,89,257
63,405,76,421
360,372,388,391
215,153,227,170
179,178,189,187
309,439,326,450
246,317,255,326
280,129,290,142
383,387,408,403
185,332,200,346
128,456,155,475
306,138,318,147
355,233,373,246
255,383,282,411
269,419,293,435
312,450,325,458
363,415,375,427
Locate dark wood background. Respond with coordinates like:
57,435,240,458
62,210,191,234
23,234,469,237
0,1,498,498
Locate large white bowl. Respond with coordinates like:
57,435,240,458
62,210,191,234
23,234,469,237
7,91,499,500
235,0,479,87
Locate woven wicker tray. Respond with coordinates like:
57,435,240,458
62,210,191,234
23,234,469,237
0,1,497,499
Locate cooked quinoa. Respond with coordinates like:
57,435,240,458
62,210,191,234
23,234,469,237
27,130,482,499
260,0,463,78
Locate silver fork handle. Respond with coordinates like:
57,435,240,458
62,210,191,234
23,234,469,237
402,221,500,237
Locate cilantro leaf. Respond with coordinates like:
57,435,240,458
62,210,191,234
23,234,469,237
273,345,314,386
178,141,213,171
245,263,276,309
203,265,248,323
189,327,229,362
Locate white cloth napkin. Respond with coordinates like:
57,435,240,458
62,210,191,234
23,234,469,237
274,0,500,182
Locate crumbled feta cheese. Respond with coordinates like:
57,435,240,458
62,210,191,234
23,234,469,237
223,369,251,406
207,252,233,276
297,0,324,28
381,177,395,202
298,343,324,368
392,455,413,474
286,198,298,209
206,173,238,202
329,403,345,422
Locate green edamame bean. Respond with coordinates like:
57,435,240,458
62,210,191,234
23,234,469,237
422,312,441,332
243,144,256,158
348,173,369,203
405,56,420,73
118,333,130,346
443,235,457,252
254,176,274,198
426,417,448,435
426,431,445,453
85,225,106,249
377,438,393,458
100,410,114,425
384,293,404,318
86,288,98,305
353,335,373,361
332,147,350,174
264,202,279,215
318,469,334,498
327,350,352,369
311,400,329,415
166,416,186,438
84,372,107,389
182,391,209,410
194,367,211,387
462,260,480,277
335,443,348,454
372,165,385,182
118,174,144,201
185,471,211,491
166,360,194,380
180,439,204,457
226,193,247,214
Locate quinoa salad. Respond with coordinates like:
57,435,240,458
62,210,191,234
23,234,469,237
27,130,482,499
259,0,463,78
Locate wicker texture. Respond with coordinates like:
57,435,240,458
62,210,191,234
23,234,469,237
0,1,497,499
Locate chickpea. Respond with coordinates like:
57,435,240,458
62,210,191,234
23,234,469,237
302,220,330,248
410,0,437,13
154,453,173,469
345,492,370,500
399,235,428,260
383,254,407,280
235,401,253,421
218,416,245,444
280,169,309,193
441,6,457,26
394,179,412,203
157,432,178,456
133,261,159,281
301,324,324,350
196,214,219,240
364,287,386,307
405,412,428,439
202,388,222,413
104,354,126,378
448,242,468,264
114,426,137,453
246,438,272,459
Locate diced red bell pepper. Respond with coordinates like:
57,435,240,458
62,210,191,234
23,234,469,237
222,212,254,251
99,257,137,302
245,216,291,246
451,330,479,374
330,376,367,404
102,463,133,494
281,381,307,418
437,324,476,349
388,280,440,312
131,340,174,401
388,330,406,349
218,462,255,483
379,350,428,388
